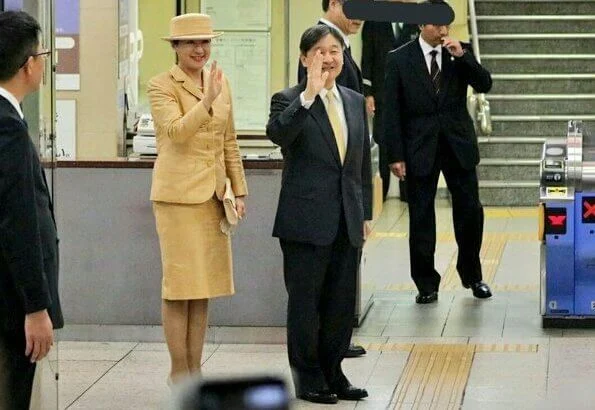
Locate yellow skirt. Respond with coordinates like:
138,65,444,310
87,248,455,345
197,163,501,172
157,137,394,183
153,198,234,300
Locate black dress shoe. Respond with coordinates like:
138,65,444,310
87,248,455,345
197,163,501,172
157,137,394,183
467,281,492,298
297,390,338,404
344,343,366,358
332,385,369,401
415,291,438,304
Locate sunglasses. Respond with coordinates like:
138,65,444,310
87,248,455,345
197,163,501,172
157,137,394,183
20,49,51,68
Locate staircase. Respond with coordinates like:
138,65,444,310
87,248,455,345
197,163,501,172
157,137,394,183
473,0,595,205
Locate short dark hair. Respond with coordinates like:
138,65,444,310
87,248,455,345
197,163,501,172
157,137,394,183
299,24,345,56
0,11,41,82
322,0,345,12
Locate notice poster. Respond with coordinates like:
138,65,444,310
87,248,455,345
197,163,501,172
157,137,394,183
3,0,23,10
56,0,80,90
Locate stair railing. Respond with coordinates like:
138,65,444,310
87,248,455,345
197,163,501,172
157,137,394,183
468,0,492,135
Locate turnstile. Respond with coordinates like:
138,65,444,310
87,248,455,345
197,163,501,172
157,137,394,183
540,120,595,327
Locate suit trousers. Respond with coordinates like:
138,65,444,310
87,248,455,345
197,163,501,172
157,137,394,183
280,213,359,395
406,136,484,294
0,329,36,410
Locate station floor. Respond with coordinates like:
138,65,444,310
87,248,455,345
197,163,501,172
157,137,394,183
36,199,595,409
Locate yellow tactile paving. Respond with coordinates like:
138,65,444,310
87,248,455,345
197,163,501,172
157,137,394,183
370,231,538,242
440,233,507,290
371,229,539,292
484,207,538,219
381,283,539,292
383,343,538,410
391,344,475,410
352,342,538,353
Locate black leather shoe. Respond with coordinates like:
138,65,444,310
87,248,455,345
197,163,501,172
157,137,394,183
332,385,369,401
415,291,438,304
297,390,338,404
344,343,366,358
464,281,492,299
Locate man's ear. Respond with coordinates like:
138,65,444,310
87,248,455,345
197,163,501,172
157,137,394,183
22,57,33,74
300,54,308,68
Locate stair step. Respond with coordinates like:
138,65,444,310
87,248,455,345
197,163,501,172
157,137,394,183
477,15,595,34
477,159,540,181
490,116,595,136
479,137,546,158
475,1,595,16
479,38,595,54
478,181,540,206
490,75,595,94
482,55,595,74
487,98,595,116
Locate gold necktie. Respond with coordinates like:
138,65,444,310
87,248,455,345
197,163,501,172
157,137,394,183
325,92,346,164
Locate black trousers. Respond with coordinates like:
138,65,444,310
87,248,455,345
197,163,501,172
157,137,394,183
280,215,359,395
0,329,36,410
406,136,484,294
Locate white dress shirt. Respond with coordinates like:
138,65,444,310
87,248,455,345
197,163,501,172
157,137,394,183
0,86,24,119
419,36,442,74
391,22,404,39
300,84,349,152
319,17,350,49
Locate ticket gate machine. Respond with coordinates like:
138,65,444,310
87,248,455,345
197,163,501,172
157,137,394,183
540,120,595,327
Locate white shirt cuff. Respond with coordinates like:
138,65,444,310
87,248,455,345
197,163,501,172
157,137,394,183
300,91,315,109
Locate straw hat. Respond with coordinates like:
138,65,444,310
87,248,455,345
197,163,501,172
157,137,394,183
161,13,223,41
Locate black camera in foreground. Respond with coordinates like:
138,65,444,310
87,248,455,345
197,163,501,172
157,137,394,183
171,375,291,410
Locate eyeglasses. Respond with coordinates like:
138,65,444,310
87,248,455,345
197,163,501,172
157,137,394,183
20,49,51,68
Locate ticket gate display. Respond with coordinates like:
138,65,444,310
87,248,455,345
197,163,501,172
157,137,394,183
540,120,595,327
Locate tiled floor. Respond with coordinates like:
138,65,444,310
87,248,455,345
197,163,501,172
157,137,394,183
33,200,595,409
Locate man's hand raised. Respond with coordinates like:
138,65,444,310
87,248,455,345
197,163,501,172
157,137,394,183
303,50,329,101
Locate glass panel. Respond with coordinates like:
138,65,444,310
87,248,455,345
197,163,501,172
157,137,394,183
4,0,60,408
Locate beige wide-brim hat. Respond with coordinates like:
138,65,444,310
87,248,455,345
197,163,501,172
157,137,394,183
161,13,223,41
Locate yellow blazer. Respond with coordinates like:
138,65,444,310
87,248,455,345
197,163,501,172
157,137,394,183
148,65,248,203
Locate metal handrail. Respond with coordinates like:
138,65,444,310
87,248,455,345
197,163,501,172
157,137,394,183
467,0,492,135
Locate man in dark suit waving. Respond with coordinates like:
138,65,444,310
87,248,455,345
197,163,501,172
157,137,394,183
361,7,419,201
267,25,372,404
298,0,367,360
383,0,493,304
0,11,64,409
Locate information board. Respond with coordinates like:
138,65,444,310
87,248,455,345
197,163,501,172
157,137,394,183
201,0,270,31
209,32,270,133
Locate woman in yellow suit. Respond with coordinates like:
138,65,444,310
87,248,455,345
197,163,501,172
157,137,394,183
148,13,248,383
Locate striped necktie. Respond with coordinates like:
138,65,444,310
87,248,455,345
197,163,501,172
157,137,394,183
430,50,441,94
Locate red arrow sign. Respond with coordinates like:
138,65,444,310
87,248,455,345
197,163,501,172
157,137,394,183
548,215,566,226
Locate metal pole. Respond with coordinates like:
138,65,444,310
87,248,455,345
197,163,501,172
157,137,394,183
468,0,481,63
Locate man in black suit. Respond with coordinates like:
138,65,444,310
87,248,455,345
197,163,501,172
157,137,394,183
383,0,493,304
298,0,367,360
298,0,363,93
0,11,64,409
361,13,419,201
267,25,372,404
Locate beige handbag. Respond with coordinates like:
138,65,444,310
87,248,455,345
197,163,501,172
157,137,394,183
220,178,238,235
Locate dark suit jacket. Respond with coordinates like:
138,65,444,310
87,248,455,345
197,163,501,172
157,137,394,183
0,96,63,333
297,20,363,94
383,41,492,176
361,21,419,105
266,81,373,248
